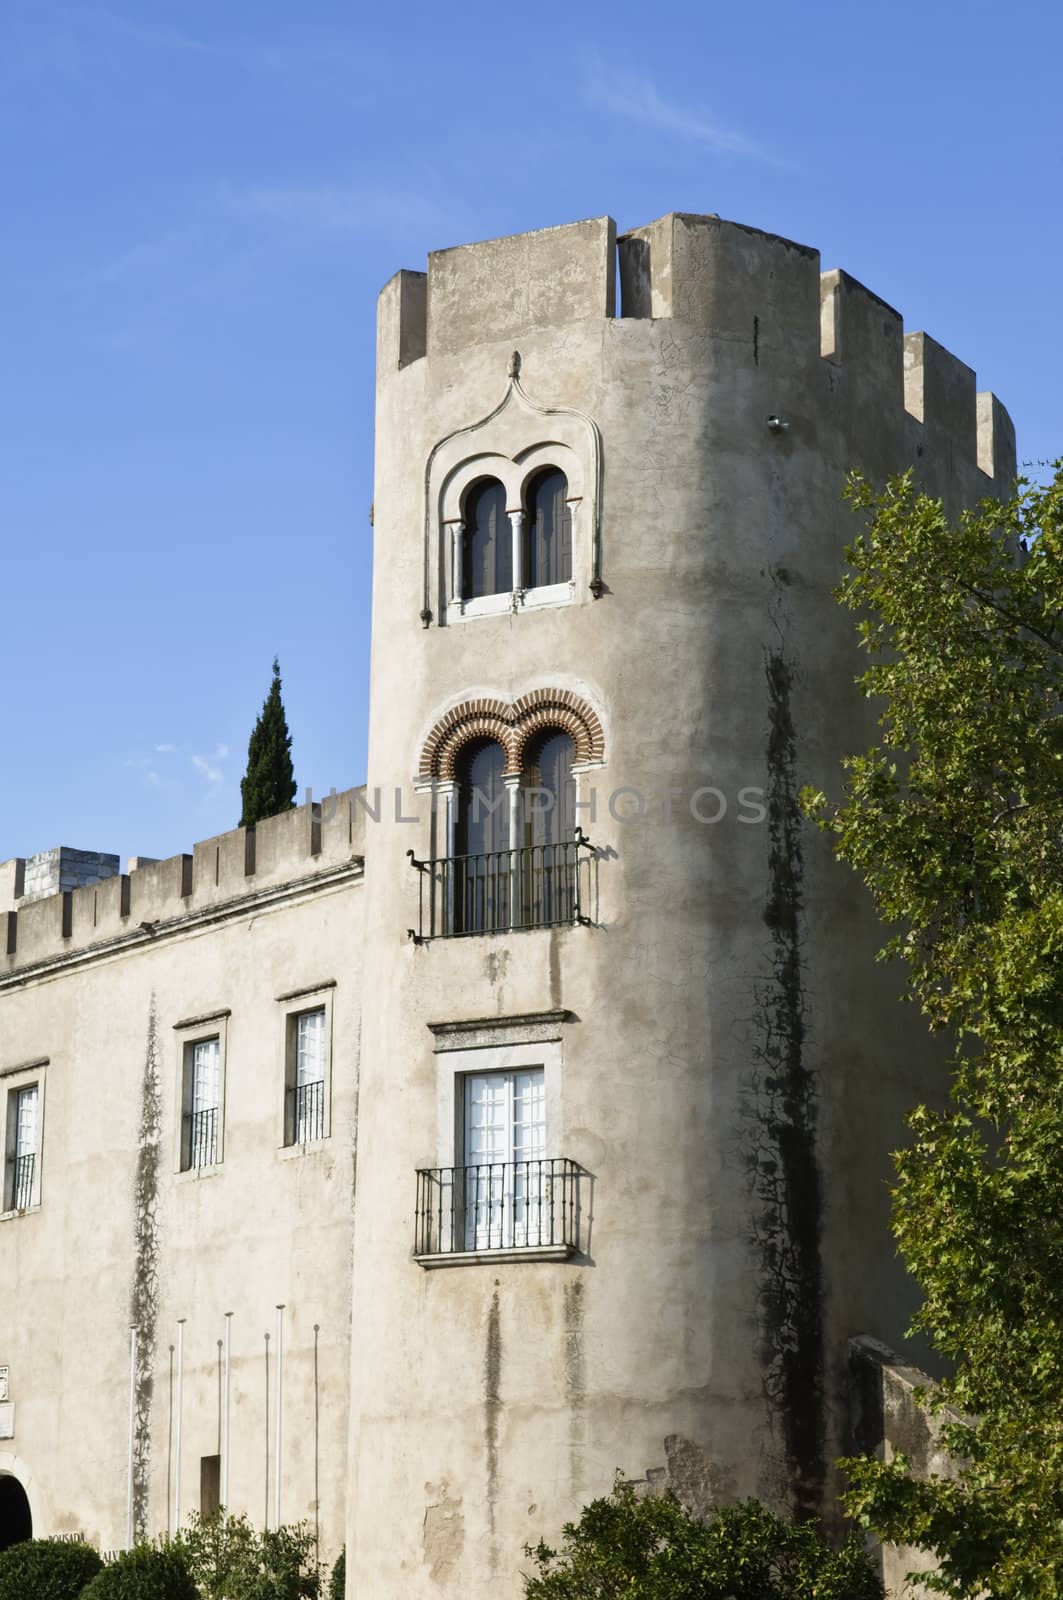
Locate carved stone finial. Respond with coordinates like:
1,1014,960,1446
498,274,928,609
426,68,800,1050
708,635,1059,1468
508,350,521,381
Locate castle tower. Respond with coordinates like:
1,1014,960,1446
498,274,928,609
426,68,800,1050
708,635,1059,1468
347,213,1014,1596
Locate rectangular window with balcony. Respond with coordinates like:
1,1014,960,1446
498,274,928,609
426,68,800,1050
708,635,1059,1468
182,1037,221,1170
414,1025,583,1264
4,1082,40,1213
285,1007,327,1145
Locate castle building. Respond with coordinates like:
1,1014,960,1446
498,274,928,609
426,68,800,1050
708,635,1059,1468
0,213,1014,1597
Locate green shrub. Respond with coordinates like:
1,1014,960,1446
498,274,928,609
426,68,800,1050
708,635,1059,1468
524,1477,882,1600
174,1512,320,1600
0,1537,103,1600
328,1549,344,1600
80,1546,196,1600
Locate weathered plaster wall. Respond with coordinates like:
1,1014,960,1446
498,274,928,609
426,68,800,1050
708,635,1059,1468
347,212,1013,1596
0,796,365,1561
850,1335,963,1597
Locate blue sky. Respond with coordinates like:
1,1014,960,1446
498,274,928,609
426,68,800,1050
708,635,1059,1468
3,0,1060,863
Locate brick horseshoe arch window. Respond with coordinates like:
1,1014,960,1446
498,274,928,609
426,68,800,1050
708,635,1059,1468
418,690,605,784
410,690,604,939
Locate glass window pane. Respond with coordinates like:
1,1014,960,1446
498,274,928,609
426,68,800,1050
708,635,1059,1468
16,1085,38,1158
192,1039,220,1113
296,1009,326,1087
463,1069,546,1249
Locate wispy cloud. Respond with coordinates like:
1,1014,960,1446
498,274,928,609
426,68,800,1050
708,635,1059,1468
98,225,212,286
219,181,456,241
155,742,176,754
191,744,229,785
192,754,224,785
94,15,220,58
585,64,768,160
76,9,379,100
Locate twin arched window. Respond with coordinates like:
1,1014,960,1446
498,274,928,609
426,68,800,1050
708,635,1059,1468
461,469,572,603
452,729,577,933
454,729,575,854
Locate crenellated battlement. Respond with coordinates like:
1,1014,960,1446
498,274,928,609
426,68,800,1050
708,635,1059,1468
1,789,366,980
378,210,1014,492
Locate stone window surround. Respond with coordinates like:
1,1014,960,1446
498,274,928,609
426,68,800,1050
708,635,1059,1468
275,980,336,1155
0,1056,47,1218
422,351,604,627
440,442,583,623
173,1011,229,1178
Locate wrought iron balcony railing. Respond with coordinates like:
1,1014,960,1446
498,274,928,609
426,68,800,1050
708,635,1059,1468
414,1157,583,1260
12,1153,35,1210
407,834,593,941
291,1078,325,1144
188,1106,219,1169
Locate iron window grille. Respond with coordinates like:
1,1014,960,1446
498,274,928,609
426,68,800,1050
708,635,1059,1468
13,1153,35,1211
408,832,593,942
414,1157,582,1258
190,1106,218,1169
290,1078,326,1144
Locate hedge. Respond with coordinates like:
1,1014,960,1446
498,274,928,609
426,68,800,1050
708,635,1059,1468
0,1537,104,1600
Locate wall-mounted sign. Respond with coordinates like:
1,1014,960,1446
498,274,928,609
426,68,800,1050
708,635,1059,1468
0,1367,8,1403
0,1403,13,1440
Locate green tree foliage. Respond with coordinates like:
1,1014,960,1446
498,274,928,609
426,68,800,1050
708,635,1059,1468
80,1546,196,1600
174,1513,319,1600
522,1478,881,1599
0,1538,103,1600
804,466,1063,1596
327,1550,344,1600
239,658,297,827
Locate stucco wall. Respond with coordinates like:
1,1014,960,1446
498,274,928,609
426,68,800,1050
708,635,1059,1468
346,212,1013,1597
0,794,365,1563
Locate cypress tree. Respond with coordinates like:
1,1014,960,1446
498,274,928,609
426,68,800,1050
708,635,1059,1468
239,657,297,826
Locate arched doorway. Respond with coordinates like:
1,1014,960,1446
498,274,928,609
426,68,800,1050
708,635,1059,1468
0,1473,32,1550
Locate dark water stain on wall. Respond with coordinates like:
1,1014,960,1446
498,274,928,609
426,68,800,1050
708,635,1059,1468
562,1279,586,1498
746,649,825,1518
484,1288,501,1572
129,995,162,1540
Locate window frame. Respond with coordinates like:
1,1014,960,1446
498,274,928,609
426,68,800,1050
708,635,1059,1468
276,984,335,1153
435,1039,562,1178
438,444,584,624
174,1014,229,1176
1,1061,46,1218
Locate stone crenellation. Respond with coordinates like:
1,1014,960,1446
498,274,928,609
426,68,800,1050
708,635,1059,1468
1,789,366,979
378,212,1013,498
